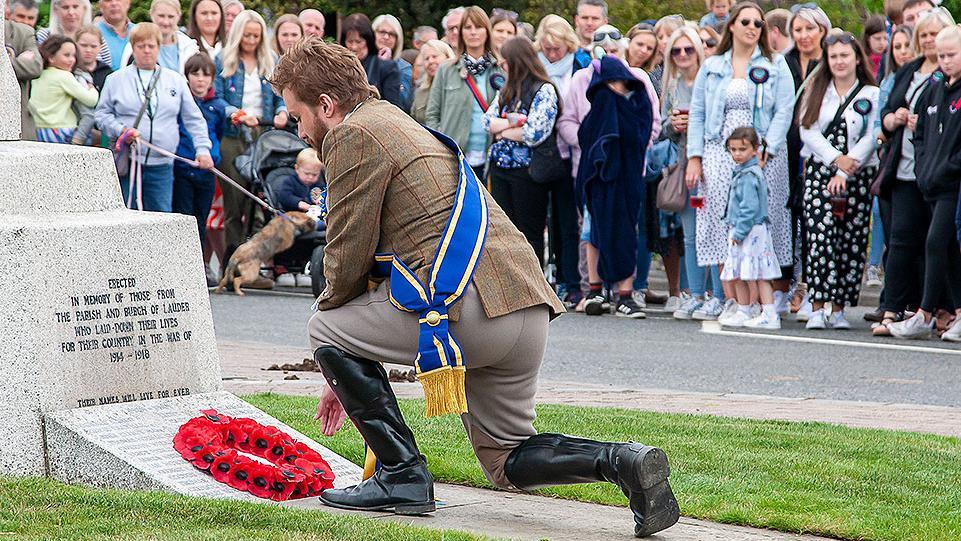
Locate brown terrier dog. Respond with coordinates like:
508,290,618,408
215,211,317,296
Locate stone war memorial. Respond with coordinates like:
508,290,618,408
0,2,360,502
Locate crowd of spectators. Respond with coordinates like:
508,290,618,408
5,0,961,341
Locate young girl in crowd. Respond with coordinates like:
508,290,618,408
29,34,99,144
718,127,781,329
700,0,731,30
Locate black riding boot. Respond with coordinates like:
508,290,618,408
504,433,679,537
313,346,435,515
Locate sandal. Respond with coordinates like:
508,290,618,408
872,312,904,337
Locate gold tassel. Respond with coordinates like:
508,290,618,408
418,365,468,417
362,444,378,480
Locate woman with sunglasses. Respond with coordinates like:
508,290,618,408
686,1,794,322
659,26,722,320
489,9,518,57
873,8,953,337
797,31,879,330
699,26,720,57
426,6,502,179
650,15,685,96
889,24,961,341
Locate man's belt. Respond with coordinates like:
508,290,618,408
371,127,489,417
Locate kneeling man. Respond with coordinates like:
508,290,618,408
270,37,679,538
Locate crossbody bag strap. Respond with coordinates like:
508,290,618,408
132,68,162,129
465,75,489,111
822,82,864,138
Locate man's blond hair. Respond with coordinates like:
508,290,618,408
271,36,378,114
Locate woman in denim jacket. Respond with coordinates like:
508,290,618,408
214,9,288,264
685,1,795,321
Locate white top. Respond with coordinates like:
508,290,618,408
897,70,929,182
799,82,880,176
242,69,264,119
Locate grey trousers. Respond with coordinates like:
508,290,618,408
309,280,550,489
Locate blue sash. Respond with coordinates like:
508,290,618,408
370,128,489,417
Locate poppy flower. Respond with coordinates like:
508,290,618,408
191,442,220,471
176,434,210,461
247,463,276,499
294,441,324,463
201,409,231,424
269,469,304,501
248,427,281,458
230,418,261,451
211,450,238,483
226,457,253,490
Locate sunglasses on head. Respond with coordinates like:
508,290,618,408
702,37,718,48
823,32,856,46
790,2,818,14
739,18,764,29
671,45,696,57
593,29,623,42
491,8,519,22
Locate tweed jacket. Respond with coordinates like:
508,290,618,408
5,21,42,140
317,99,565,320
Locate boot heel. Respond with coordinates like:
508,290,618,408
394,501,436,515
638,447,670,489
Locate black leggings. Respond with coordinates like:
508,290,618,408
920,196,961,313
880,181,927,313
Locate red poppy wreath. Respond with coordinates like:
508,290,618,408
173,409,335,501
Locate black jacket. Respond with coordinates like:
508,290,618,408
362,54,401,108
785,48,820,210
876,57,929,197
914,74,961,201
90,61,112,93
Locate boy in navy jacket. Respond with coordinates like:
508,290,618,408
174,52,227,245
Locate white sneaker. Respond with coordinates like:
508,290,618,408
631,290,648,310
829,310,851,330
796,295,813,322
664,295,682,312
773,291,790,315
692,297,723,320
942,316,961,342
674,296,704,320
744,311,781,330
275,273,296,287
889,312,935,340
865,266,883,287
750,303,762,318
718,299,738,322
721,309,751,328
805,309,827,330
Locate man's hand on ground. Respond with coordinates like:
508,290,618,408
315,385,347,437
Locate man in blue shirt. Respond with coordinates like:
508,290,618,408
97,0,134,70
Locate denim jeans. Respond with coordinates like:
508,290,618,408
120,163,175,212
680,201,723,298
869,196,885,267
173,171,216,244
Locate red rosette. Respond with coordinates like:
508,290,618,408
192,442,220,471
270,468,305,501
226,418,258,450
175,433,209,462
267,438,297,464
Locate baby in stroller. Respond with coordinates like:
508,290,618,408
275,148,326,231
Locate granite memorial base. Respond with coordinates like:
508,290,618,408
45,391,362,499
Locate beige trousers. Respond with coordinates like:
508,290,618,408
308,280,550,489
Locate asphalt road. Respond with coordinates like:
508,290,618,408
209,290,961,407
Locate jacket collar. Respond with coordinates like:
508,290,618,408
734,156,760,172
707,46,773,74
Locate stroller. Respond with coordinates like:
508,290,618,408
236,127,328,297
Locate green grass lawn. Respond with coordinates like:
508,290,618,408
246,393,961,541
0,476,488,541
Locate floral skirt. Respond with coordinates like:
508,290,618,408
35,127,76,144
720,224,782,281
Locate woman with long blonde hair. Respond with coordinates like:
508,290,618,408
214,9,288,267
410,39,454,123
37,0,111,66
